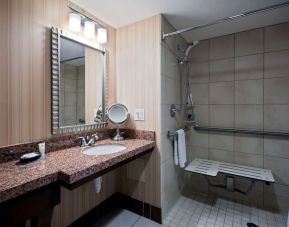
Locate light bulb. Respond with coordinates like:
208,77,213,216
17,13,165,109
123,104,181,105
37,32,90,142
84,21,95,38
97,28,107,44
69,13,81,32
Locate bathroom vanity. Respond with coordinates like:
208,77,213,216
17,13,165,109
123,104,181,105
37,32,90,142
0,132,155,226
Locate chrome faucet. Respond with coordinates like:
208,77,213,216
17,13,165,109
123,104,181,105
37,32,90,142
78,134,99,147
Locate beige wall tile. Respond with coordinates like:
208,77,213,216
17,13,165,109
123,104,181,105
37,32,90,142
235,177,263,193
64,92,77,106
235,105,263,129
234,134,263,155
161,45,179,80
77,92,84,106
165,157,180,194
264,194,289,212
209,149,233,162
64,79,77,92
161,134,174,163
188,40,210,63
210,58,234,82
264,50,289,78
264,105,289,131
234,152,263,168
161,163,166,193
210,34,234,60
264,156,289,185
265,22,289,52
161,104,182,135
188,129,209,148
235,54,263,81
209,81,234,104
210,105,234,127
77,78,85,91
264,183,289,198
264,137,289,159
209,133,234,151
194,105,209,125
235,28,263,56
64,106,77,120
264,77,289,104
161,18,182,57
162,76,181,105
190,146,209,160
188,174,209,194
235,79,263,104
190,83,209,104
189,61,209,84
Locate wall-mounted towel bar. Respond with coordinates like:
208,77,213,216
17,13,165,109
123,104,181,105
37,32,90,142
194,125,289,137
167,127,190,138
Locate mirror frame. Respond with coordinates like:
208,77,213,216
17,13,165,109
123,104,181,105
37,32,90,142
51,27,107,134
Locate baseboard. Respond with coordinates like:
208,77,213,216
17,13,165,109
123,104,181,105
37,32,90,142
69,193,162,226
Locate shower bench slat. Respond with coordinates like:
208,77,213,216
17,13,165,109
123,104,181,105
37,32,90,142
185,158,275,183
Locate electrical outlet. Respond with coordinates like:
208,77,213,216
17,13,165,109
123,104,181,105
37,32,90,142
135,109,145,121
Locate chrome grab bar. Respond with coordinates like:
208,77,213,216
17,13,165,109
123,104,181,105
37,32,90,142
167,127,190,138
194,125,289,137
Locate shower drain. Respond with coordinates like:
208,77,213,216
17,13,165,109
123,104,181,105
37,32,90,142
247,223,258,227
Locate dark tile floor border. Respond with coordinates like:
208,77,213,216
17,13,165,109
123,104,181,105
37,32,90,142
69,193,162,227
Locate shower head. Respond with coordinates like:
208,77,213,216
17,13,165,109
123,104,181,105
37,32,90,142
177,40,200,64
185,40,200,57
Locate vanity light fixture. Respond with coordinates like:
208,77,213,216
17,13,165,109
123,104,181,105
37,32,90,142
97,28,108,44
84,20,95,38
68,6,108,44
69,12,81,32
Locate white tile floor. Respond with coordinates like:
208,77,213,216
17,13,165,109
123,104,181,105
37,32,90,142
91,194,288,227
91,209,161,227
163,194,288,227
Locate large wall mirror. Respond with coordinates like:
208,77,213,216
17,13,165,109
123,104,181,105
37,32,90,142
51,27,107,134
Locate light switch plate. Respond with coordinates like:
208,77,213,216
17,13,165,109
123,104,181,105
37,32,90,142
135,109,145,121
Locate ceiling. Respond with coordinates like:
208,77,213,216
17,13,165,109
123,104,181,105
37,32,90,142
71,0,289,42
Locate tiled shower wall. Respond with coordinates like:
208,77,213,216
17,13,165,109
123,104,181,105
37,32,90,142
60,64,85,126
186,22,289,212
160,16,188,217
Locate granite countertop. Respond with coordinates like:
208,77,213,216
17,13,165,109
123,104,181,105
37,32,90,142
0,139,155,203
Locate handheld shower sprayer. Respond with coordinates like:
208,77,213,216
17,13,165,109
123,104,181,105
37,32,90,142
184,41,199,62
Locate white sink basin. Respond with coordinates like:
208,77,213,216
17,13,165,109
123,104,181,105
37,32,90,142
82,144,126,156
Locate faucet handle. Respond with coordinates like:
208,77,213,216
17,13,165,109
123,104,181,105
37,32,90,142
92,133,99,141
78,137,86,147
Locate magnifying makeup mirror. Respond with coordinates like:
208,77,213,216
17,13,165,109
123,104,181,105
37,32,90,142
107,103,130,141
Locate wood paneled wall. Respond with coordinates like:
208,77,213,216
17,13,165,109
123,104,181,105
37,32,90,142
116,15,162,207
0,0,116,147
0,1,118,226
51,170,117,227
0,0,64,146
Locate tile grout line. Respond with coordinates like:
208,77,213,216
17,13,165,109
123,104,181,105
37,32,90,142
131,215,142,227
262,25,265,208
233,32,236,166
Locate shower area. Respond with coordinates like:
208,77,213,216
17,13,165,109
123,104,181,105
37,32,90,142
160,4,289,226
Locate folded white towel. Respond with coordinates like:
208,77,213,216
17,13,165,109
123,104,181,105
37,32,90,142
94,177,102,193
174,135,179,165
177,129,187,168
